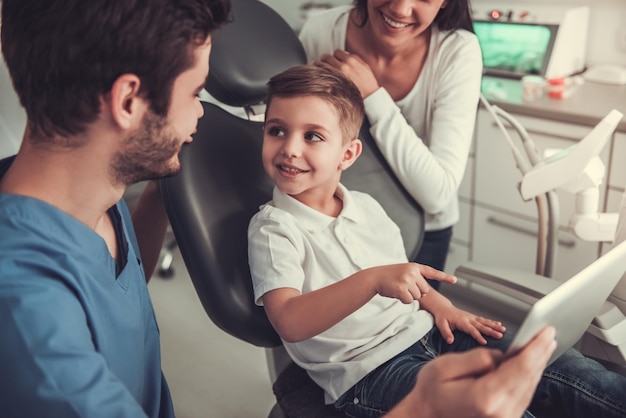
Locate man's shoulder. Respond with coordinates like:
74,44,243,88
0,195,98,278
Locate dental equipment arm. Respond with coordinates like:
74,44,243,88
519,109,622,201
481,94,623,244
479,96,560,277
520,109,623,242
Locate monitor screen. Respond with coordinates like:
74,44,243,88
473,21,558,78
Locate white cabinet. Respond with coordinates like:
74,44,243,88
446,241,470,277
472,206,599,281
449,140,475,272
459,109,612,281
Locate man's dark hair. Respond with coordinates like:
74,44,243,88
352,0,474,33
1,0,231,141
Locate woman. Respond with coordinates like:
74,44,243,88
299,0,482,287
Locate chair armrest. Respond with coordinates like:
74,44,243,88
454,262,562,305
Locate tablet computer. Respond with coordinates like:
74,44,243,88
505,239,626,364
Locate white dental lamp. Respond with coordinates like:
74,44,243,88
480,94,624,247
518,109,623,243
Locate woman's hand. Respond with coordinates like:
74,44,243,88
317,49,380,98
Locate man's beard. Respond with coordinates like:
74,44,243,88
110,110,183,186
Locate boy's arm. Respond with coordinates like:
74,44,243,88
419,290,506,345
262,263,455,343
249,213,454,343
262,272,376,343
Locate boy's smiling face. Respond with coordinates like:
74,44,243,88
262,95,360,213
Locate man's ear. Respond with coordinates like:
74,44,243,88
339,138,362,171
107,74,147,130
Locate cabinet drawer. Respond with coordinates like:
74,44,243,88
472,206,600,281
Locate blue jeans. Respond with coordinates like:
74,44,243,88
413,226,453,291
335,328,626,418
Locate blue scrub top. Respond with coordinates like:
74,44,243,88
0,157,175,417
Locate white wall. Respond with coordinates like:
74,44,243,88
0,56,25,158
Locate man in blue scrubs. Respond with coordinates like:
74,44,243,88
0,0,230,416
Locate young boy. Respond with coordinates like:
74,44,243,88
248,64,626,418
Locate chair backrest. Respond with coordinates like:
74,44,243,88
160,0,424,349
206,0,306,111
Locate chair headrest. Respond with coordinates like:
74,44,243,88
207,0,307,108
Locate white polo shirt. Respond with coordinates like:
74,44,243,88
248,184,433,403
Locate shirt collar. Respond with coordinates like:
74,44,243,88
271,183,363,232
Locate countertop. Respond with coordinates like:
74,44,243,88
480,76,626,133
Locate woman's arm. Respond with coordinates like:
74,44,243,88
363,34,483,214
317,32,483,215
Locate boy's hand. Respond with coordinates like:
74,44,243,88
372,263,456,304
432,302,506,345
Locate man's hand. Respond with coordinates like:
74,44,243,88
385,326,557,418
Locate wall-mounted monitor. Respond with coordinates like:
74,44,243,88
473,20,558,79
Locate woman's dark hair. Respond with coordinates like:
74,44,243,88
1,0,231,141
352,0,474,33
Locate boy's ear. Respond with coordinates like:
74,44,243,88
339,138,362,171
106,74,148,130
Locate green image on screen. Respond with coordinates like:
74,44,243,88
473,21,556,77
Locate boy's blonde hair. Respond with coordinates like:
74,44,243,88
265,64,365,143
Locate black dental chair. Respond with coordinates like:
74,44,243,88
160,0,424,416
